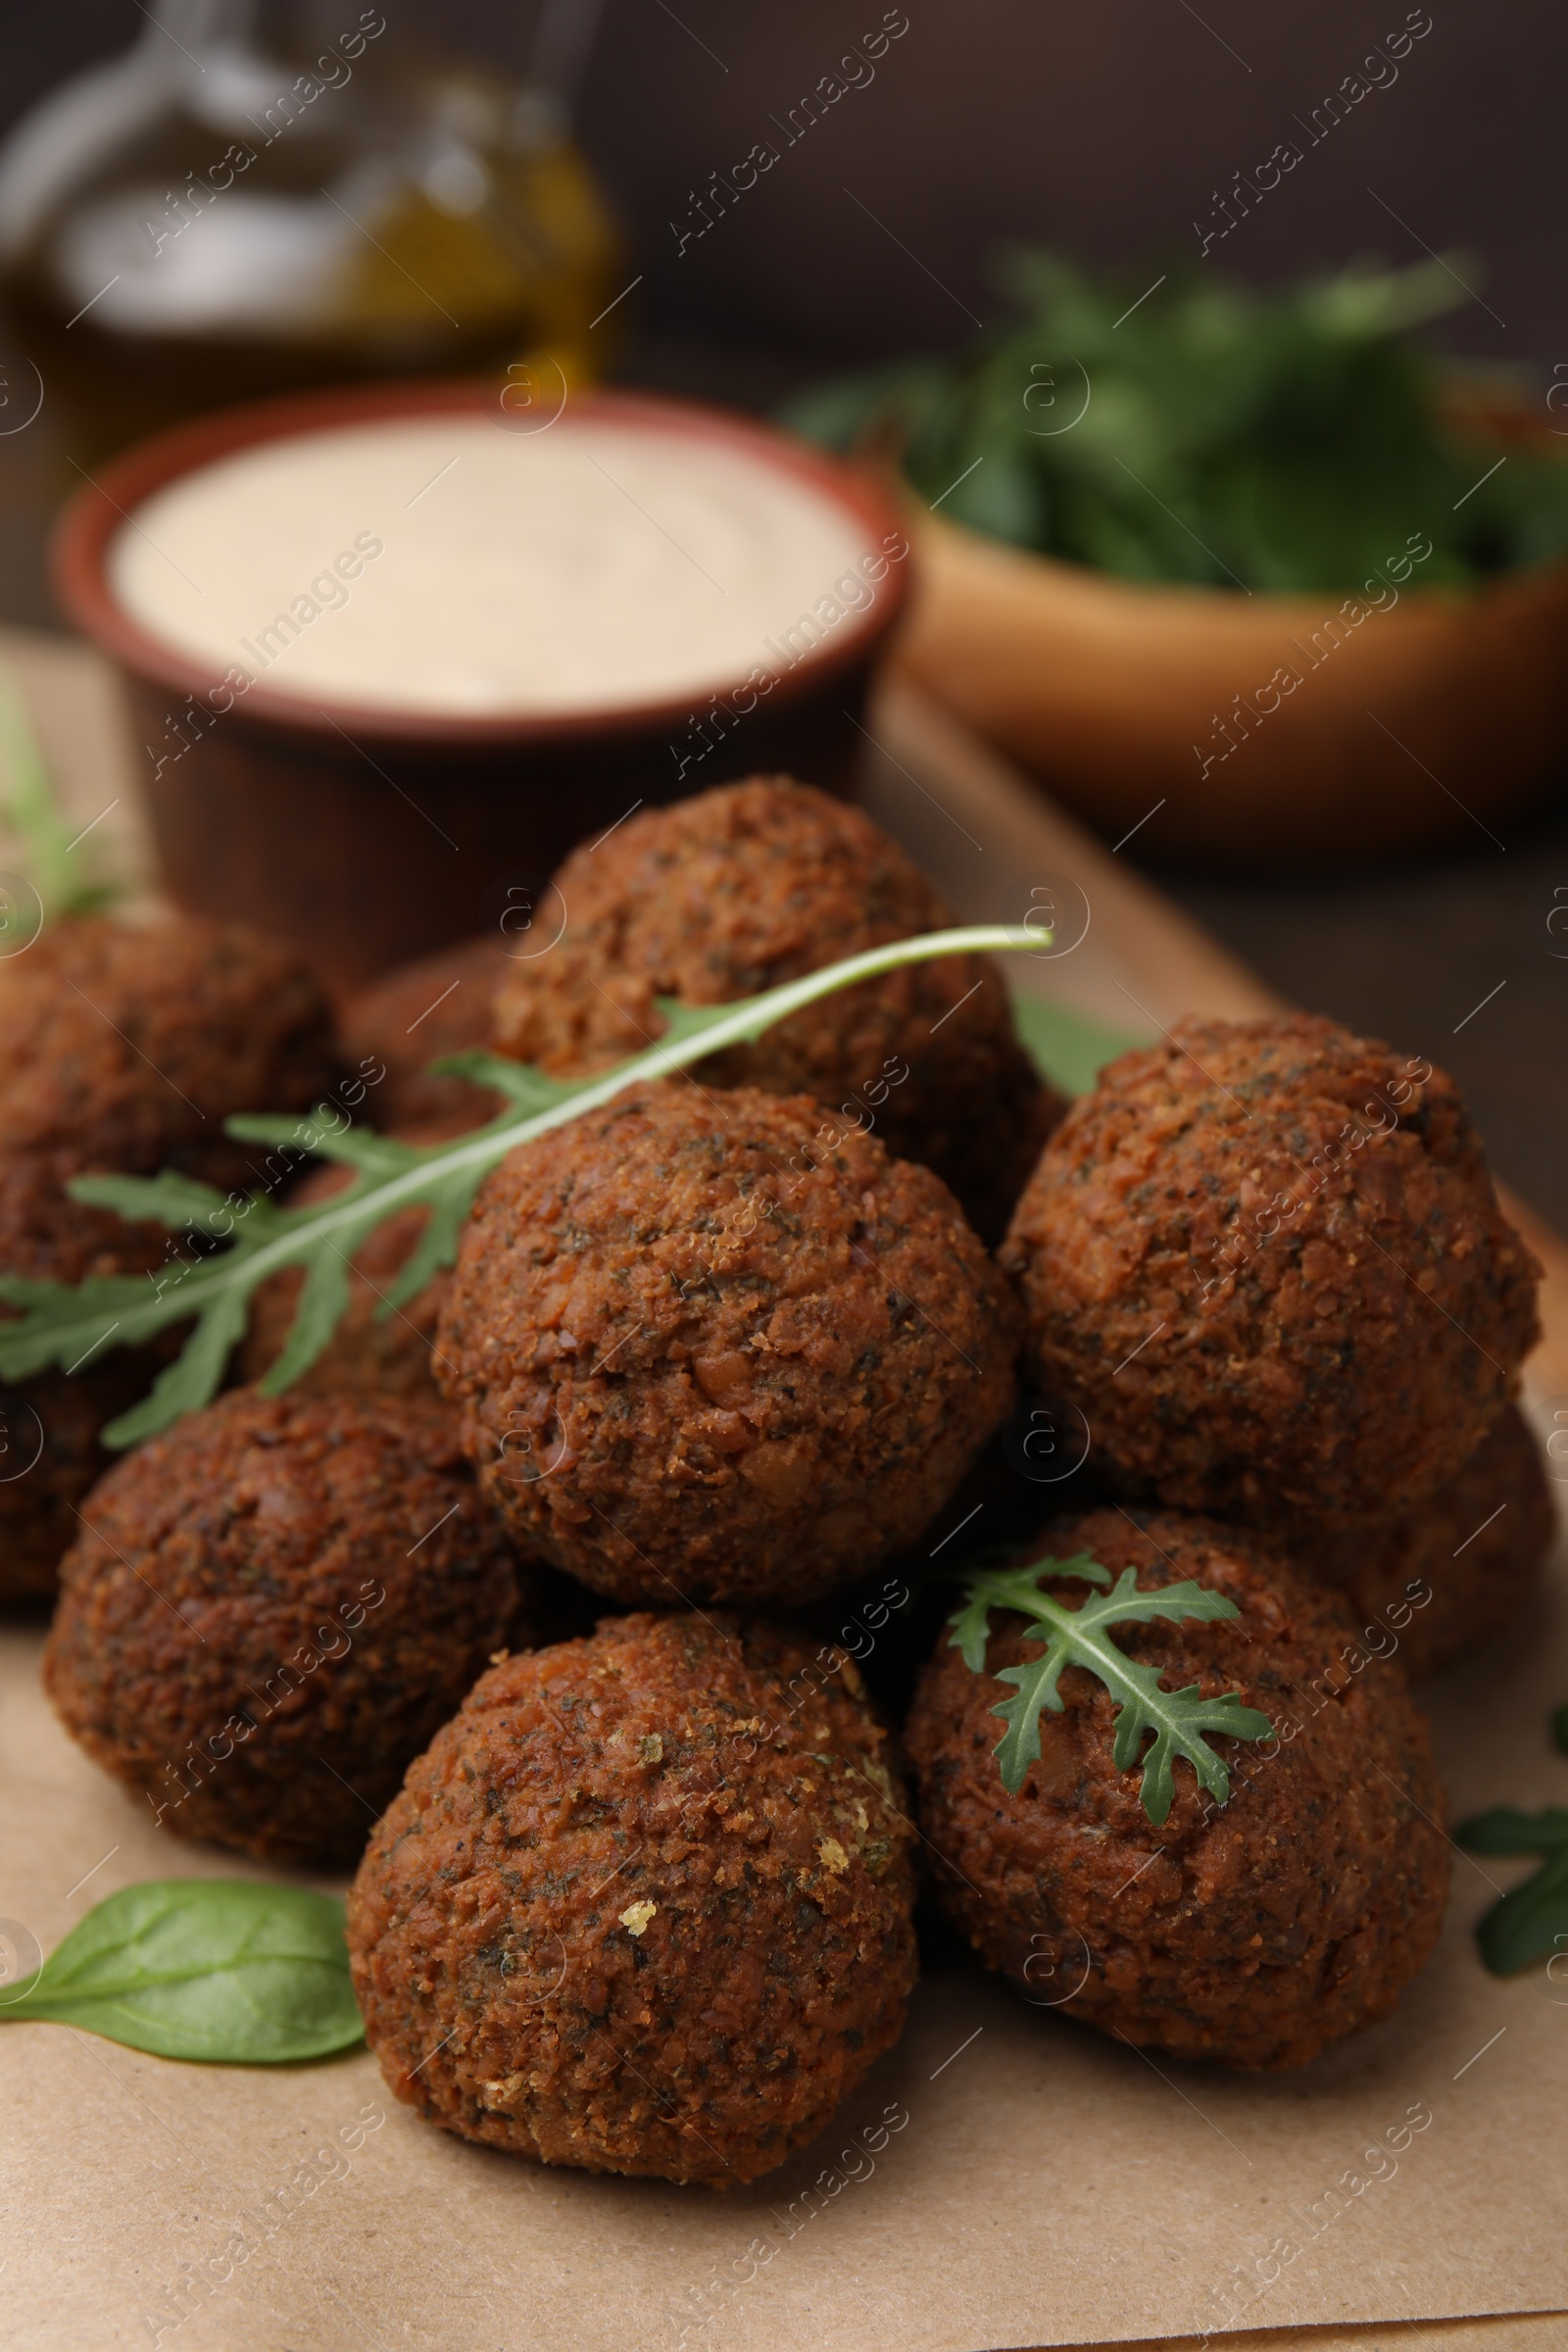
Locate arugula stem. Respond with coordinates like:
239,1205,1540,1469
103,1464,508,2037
222,922,1041,1278
0,922,1043,1433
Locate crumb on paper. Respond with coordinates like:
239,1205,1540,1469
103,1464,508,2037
620,1900,658,1936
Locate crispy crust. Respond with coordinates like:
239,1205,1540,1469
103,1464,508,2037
435,1081,1018,1605
0,1148,181,1606
0,914,338,1190
347,1610,917,2185
1289,1403,1554,1681
1001,1014,1540,1521
905,1507,1450,2070
43,1389,527,1865
489,776,1060,1244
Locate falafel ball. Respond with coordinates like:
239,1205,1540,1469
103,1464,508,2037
489,776,1061,1245
242,1126,464,1402
436,1081,1018,1606
0,913,339,1191
1001,1015,1540,1523
44,1389,531,1865
906,1507,1450,2070
1289,1402,1554,1682
347,1610,917,2185
341,934,509,1130
0,1149,178,1605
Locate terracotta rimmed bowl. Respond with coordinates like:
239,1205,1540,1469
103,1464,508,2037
53,379,912,995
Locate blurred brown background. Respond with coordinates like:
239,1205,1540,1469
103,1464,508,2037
3,1,1559,370
1,0,1565,1223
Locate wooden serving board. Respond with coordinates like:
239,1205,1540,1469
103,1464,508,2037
0,642,1564,2352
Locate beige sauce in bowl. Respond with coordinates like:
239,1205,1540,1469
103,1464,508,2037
108,413,882,717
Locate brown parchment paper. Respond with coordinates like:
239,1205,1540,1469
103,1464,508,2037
1070,2324,1568,2352
1,646,1566,2352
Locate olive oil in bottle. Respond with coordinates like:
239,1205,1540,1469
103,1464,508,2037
0,0,623,463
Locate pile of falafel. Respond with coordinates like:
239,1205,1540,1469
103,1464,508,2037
6,777,1552,2189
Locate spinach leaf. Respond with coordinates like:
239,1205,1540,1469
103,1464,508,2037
0,1881,364,2062
951,1549,1273,1824
1454,1808,1568,1977
1007,988,1146,1097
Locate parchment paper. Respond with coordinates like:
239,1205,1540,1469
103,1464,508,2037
0,644,1564,2352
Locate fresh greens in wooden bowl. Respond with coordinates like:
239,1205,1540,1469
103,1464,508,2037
787,254,1568,861
787,253,1568,593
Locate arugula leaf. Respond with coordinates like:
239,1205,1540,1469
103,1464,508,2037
951,1549,1273,1824
427,1048,582,1114
1455,1807,1568,1977
0,667,122,927
0,924,1038,1445
0,1881,363,2062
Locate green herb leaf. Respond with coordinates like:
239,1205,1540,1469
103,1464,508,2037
0,666,122,926
1007,988,1147,1097
652,994,760,1048
951,1551,1274,1824
428,1049,583,1113
1455,1807,1568,1977
785,252,1568,593
0,1881,364,2062
0,925,1038,1443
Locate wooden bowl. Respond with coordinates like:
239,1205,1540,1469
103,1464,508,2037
893,501,1568,865
52,379,911,995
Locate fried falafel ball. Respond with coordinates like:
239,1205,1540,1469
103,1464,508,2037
1288,1403,1554,1682
44,1389,533,1865
436,1081,1019,1607
340,934,509,1130
0,913,339,1192
0,1150,180,1606
1001,1015,1540,1524
906,1506,1450,2070
347,1610,917,2185
489,777,1062,1245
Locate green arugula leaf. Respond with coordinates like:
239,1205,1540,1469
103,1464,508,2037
71,1166,262,1237
427,1049,584,1114
0,1881,364,2062
1455,1807,1568,1977
0,667,122,926
951,1550,1274,1825
0,924,1039,1444
651,994,766,1049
